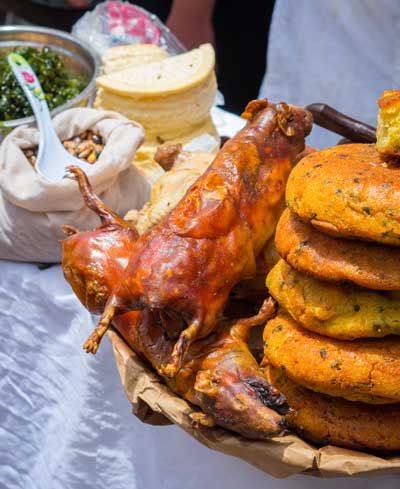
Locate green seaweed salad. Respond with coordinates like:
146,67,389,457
0,46,87,121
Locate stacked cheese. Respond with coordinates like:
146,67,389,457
94,44,219,180
101,44,169,74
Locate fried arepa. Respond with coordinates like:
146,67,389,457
266,260,400,340
376,90,400,157
286,144,400,246
275,208,400,290
263,311,400,404
264,365,400,453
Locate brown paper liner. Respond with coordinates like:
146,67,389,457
108,329,400,478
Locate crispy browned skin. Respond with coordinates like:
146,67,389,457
263,311,400,404
232,234,281,303
61,166,138,314
231,196,285,303
267,259,400,340
92,100,312,375
61,170,289,439
286,144,400,245
276,208,400,290
265,365,400,453
114,298,289,439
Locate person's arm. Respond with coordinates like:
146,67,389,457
65,0,90,7
166,0,216,49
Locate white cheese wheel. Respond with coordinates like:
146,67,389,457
96,44,215,97
101,44,169,74
94,72,217,142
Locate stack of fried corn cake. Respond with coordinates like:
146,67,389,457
262,92,400,453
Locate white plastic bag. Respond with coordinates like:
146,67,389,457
0,107,150,263
72,1,185,57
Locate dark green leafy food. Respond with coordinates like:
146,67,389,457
0,46,87,121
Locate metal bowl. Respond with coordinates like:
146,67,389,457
0,25,100,136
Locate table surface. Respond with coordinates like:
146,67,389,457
0,109,399,489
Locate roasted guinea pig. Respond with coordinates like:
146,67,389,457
84,99,312,376
61,168,289,439
114,298,289,439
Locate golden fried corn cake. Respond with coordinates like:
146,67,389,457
275,209,400,290
376,90,400,156
266,259,400,340
286,144,400,246
263,311,400,404
264,365,400,453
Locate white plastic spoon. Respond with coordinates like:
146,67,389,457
8,52,92,181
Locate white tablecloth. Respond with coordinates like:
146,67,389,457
0,109,398,489
2,262,399,489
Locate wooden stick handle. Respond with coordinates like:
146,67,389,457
306,103,376,143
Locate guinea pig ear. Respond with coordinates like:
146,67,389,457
276,102,297,137
241,99,269,121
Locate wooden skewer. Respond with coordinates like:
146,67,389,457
306,103,377,143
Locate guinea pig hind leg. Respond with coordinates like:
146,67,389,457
161,319,202,377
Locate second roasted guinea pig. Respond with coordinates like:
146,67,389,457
114,298,290,439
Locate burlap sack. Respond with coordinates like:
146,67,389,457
0,108,151,263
